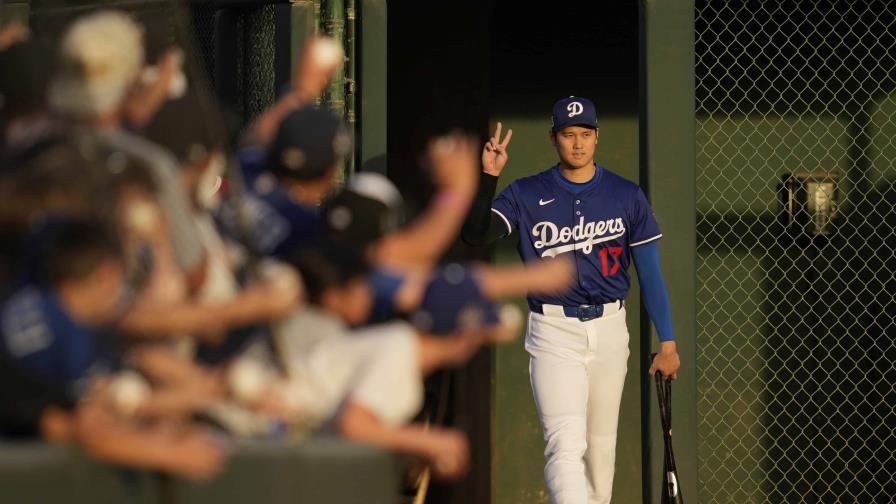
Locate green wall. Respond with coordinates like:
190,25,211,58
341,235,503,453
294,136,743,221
695,113,853,502
489,114,643,504
870,89,896,186
696,116,847,215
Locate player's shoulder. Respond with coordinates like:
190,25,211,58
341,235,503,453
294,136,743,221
1,287,56,359
599,167,642,193
599,167,649,206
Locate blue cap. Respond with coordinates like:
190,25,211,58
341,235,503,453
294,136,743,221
411,263,500,335
266,105,352,181
551,96,598,133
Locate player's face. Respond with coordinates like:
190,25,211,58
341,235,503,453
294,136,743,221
283,167,339,205
551,126,598,170
80,259,126,325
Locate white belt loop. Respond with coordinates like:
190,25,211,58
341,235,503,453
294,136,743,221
542,304,567,318
602,300,622,317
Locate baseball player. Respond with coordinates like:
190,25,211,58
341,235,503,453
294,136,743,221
462,96,681,504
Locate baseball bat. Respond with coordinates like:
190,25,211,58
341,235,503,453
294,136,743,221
651,353,683,504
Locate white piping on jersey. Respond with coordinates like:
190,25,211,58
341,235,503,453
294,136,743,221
539,231,625,258
630,234,663,247
491,208,513,235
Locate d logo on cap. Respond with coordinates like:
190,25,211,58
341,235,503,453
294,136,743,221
551,96,598,133
567,101,584,117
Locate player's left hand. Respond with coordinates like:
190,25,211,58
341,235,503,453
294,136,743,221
427,132,480,197
293,35,343,103
649,341,680,380
482,121,512,176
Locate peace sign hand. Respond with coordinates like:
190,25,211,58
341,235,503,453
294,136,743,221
482,122,513,177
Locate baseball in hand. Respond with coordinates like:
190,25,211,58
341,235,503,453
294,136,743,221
228,359,269,403
500,303,524,334
489,303,524,343
311,37,344,70
111,370,151,417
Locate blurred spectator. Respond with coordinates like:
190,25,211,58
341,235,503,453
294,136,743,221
217,35,347,260
131,92,300,358
47,10,184,132
0,214,226,480
0,219,124,394
0,134,116,297
48,11,145,126
0,349,77,439
323,132,479,271
257,240,571,479
0,33,57,151
48,10,205,284
275,241,470,480
319,135,528,326
0,354,228,481
241,36,344,149
0,6,586,490
219,106,350,259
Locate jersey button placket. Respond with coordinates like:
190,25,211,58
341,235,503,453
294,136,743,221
572,202,586,297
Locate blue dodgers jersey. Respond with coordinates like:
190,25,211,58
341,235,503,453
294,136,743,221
0,287,99,396
492,165,662,310
367,268,406,325
215,148,322,258
217,189,321,258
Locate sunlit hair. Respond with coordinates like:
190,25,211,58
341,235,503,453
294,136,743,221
48,10,144,119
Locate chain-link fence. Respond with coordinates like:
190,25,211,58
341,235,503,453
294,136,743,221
696,1,896,502
188,1,356,175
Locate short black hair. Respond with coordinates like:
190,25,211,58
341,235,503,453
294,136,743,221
142,93,226,168
41,219,123,286
323,190,396,250
286,240,369,303
0,37,52,122
0,133,114,229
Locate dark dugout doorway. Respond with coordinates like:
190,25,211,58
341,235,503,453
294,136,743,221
387,2,638,502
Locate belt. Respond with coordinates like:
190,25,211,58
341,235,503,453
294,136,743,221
531,300,624,322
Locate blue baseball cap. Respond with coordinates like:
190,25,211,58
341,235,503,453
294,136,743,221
266,105,352,181
551,96,599,133
410,263,500,335
324,173,405,249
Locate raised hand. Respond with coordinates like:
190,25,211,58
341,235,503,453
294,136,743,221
293,35,344,103
426,428,470,481
167,429,229,481
482,121,513,176
242,35,343,147
427,132,480,198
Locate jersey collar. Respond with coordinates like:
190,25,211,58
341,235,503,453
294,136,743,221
551,163,603,195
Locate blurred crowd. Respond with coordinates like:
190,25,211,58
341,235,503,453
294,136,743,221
0,10,573,483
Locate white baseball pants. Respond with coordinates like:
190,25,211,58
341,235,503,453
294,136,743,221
525,305,629,504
